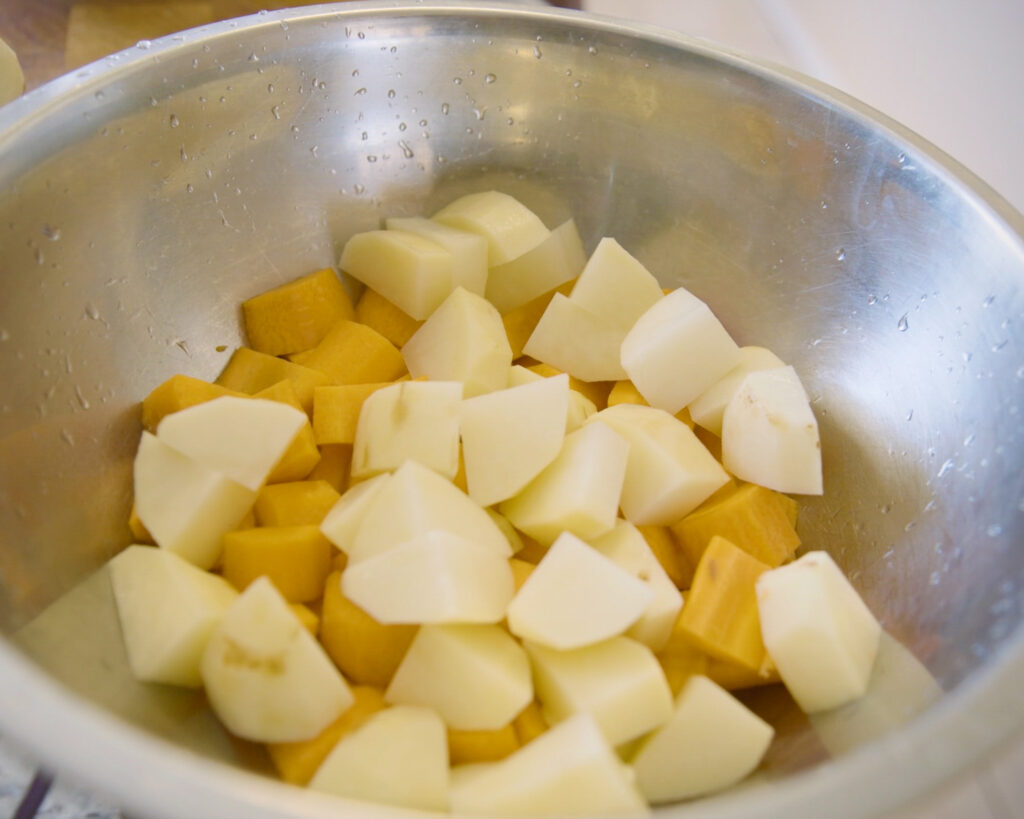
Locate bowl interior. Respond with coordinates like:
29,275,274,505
1,3,1023,816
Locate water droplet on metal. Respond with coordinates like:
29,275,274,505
61,429,75,445
169,113,180,127
987,523,1003,537
587,45,598,54
248,52,260,62
897,314,909,332
180,146,189,161
74,385,90,410
0,329,9,342
387,89,396,99
867,294,877,305
354,183,365,194
94,90,105,100
42,225,61,241
354,87,367,96
484,73,496,84
533,45,542,59
937,459,954,477
136,39,152,50
366,154,377,163
453,76,463,85
271,105,281,120
441,102,450,115
929,570,941,586
835,248,846,261
398,140,414,159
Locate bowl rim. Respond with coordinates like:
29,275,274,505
1,3,1023,818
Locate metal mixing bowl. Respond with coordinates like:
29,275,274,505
1,2,1023,817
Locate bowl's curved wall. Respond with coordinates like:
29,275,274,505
1,3,1023,818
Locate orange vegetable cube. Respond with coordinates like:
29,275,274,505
267,685,388,785
677,535,770,673
215,347,329,415
221,525,332,603
636,524,694,590
242,268,355,356
127,503,154,544
526,362,612,410
354,287,424,348
254,480,341,527
307,444,352,494
312,382,390,445
290,320,406,385
508,558,536,593
512,701,548,746
670,482,800,568
607,379,694,427
501,279,576,360
318,571,417,687
140,374,243,431
448,723,520,765
289,603,320,636
254,380,321,482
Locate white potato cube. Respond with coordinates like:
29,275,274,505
386,215,488,296
432,190,550,265
756,550,881,713
109,545,238,687
386,624,532,730
156,396,307,492
342,530,515,624
460,374,569,507
506,532,653,650
133,432,256,570
591,403,730,525
402,287,512,397
505,365,595,433
318,473,390,555
621,286,742,413
631,675,774,803
589,520,683,651
499,421,629,546
721,365,823,495
200,578,352,742
522,293,627,382
349,459,510,564
689,345,786,436
350,380,462,481
309,705,449,811
339,228,451,320
526,636,673,747
568,237,664,329
449,713,647,816
486,219,586,313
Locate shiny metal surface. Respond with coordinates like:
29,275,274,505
1,2,1023,817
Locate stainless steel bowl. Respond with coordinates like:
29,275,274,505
1,3,1023,817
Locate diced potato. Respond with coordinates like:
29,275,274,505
506,532,652,650
141,374,243,432
201,578,352,743
486,219,586,313
354,286,425,348
351,380,462,481
403,287,512,398
221,524,333,603
607,379,695,427
499,421,629,547
386,624,532,731
688,346,786,436
253,480,341,527
312,382,390,445
630,675,774,803
448,723,520,765
669,482,801,569
109,545,239,687
432,190,550,266
756,551,881,713
568,237,664,331
621,287,742,414
525,362,612,411
522,293,628,382
215,347,329,415
308,705,449,811
678,535,770,673
306,443,352,493
318,570,417,687
386,216,489,296
526,636,673,746
242,268,355,356
290,319,406,385
267,685,388,785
